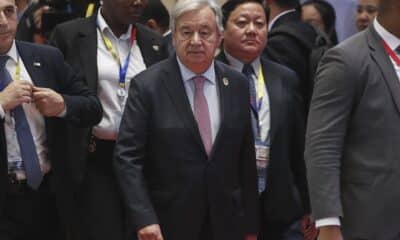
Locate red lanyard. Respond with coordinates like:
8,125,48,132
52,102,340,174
382,40,400,67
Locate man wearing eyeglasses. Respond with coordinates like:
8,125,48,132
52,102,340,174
114,0,259,240
0,0,102,239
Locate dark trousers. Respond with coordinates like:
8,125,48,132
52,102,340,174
0,175,64,240
259,218,303,240
198,208,213,240
76,138,126,240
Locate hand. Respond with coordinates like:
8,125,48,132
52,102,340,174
33,5,50,30
0,81,33,111
317,226,343,240
244,234,257,240
301,214,319,240
137,224,163,240
32,86,65,117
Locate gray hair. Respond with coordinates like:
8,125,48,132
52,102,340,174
170,0,224,33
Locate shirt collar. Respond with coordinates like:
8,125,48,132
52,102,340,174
97,8,133,41
374,18,400,51
1,41,18,63
176,56,216,84
224,51,261,77
268,9,296,31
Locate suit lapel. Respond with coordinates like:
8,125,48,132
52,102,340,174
16,42,48,88
136,24,162,67
209,62,230,158
161,57,206,153
368,26,400,114
261,58,282,144
77,15,98,91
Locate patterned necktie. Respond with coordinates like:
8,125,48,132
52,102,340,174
0,55,42,189
242,64,257,111
192,75,212,156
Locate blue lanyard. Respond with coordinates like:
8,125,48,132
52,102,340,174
118,52,131,88
97,21,136,89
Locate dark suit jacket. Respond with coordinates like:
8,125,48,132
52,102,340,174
216,52,309,229
305,25,400,239
114,57,259,240
49,15,166,184
161,32,174,57
265,10,317,109
0,41,102,233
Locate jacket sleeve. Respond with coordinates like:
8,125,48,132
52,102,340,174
113,77,159,231
305,47,356,220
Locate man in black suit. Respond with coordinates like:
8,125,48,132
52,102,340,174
217,0,309,239
114,0,259,240
49,0,166,239
305,0,400,239
264,0,317,110
0,0,102,239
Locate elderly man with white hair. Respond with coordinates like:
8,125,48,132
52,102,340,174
114,0,259,240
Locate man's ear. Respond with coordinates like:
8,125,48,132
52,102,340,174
146,19,158,31
172,32,177,48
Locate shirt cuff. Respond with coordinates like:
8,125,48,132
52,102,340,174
315,217,341,228
57,106,67,118
0,104,5,119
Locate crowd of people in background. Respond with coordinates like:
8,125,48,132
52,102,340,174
2,0,400,240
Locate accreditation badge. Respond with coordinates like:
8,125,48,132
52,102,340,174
255,141,269,168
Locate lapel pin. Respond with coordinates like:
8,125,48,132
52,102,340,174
152,45,160,51
33,62,41,67
223,77,229,86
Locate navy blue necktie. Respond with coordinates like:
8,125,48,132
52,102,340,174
0,55,42,189
242,64,257,111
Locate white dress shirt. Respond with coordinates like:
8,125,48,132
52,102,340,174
224,52,271,142
176,57,220,143
315,18,400,229
374,18,400,78
92,8,147,140
0,41,50,180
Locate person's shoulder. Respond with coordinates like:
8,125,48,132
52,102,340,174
53,16,95,33
269,21,317,49
261,56,300,87
134,57,171,81
215,60,247,85
136,23,163,41
262,56,296,76
17,41,61,54
324,30,368,62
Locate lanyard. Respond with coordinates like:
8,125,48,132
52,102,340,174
14,56,20,81
98,25,136,89
250,65,266,117
382,40,400,67
250,65,268,141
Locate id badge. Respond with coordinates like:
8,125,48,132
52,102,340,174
255,143,269,168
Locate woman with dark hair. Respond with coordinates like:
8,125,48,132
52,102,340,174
301,0,338,45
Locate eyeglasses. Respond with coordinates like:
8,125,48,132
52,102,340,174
0,5,17,19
